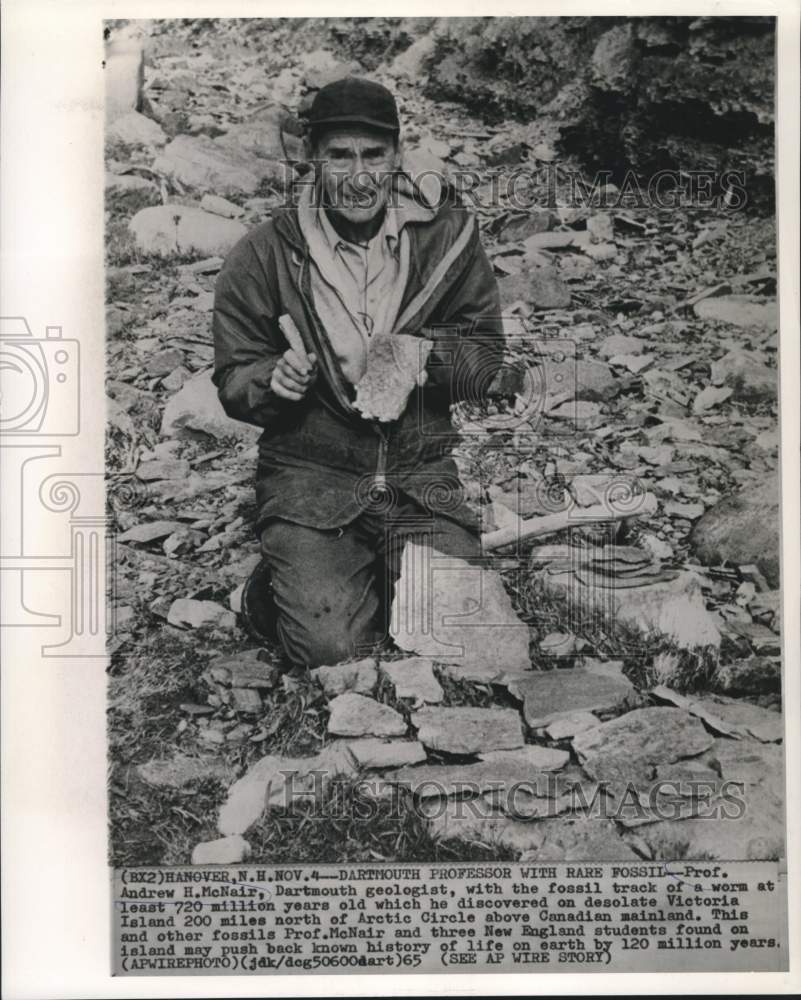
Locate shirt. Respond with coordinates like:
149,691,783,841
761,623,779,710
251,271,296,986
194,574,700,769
297,182,411,385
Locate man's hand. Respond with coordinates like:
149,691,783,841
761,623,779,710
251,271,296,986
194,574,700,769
270,349,317,401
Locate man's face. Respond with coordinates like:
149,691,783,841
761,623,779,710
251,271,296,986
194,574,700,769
314,126,400,225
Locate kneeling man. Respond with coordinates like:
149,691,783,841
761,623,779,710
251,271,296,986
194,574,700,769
213,77,503,667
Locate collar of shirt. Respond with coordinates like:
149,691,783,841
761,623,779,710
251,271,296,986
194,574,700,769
315,200,402,262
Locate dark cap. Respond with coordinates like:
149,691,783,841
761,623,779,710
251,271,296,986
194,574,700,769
308,77,400,135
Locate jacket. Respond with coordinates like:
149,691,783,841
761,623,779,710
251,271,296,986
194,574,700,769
212,179,504,533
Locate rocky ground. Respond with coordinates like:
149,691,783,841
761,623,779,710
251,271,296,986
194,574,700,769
106,19,782,867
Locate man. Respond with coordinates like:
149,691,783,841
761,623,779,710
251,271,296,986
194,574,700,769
213,77,504,668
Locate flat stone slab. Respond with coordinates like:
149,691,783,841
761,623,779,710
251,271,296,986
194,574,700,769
428,807,545,854
478,746,569,771
167,598,235,630
428,805,638,860
218,755,287,835
626,740,784,860
572,707,715,791
506,668,634,727
390,543,531,674
343,739,427,769
521,816,640,862
327,693,407,738
380,658,443,705
119,520,185,544
650,685,742,738
388,759,570,800
544,712,599,740
703,737,784,791
697,297,777,332
313,658,378,697
411,706,524,755
692,698,783,743
437,662,532,685
218,746,358,836
651,686,783,742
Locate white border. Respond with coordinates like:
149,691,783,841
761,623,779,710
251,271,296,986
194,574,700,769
2,1,799,996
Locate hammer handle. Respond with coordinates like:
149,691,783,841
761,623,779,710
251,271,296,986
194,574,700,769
481,492,658,551
278,313,309,363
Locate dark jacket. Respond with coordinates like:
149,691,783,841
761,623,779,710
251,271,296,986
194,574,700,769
212,185,504,533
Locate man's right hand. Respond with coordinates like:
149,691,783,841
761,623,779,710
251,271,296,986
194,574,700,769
270,349,318,401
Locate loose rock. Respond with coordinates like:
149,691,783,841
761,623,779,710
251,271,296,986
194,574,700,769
478,746,569,770
411,706,524,755
506,668,634,727
664,500,705,520
572,707,715,791
105,173,160,198
710,349,777,403
380,657,443,705
327,693,407,738
544,712,599,740
154,134,266,195
692,384,733,414
160,369,261,443
598,333,644,358
199,193,245,218
107,110,167,147
689,483,780,588
218,755,286,835
312,658,378,697
695,294,777,330
498,268,571,309
388,759,568,801
167,598,235,630
191,835,251,865
129,205,247,257
630,739,783,859
388,33,437,79
145,347,184,375
522,815,640,862
343,739,427,769
118,520,185,544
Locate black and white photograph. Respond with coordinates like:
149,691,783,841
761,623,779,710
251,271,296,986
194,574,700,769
106,14,785,874
2,4,798,991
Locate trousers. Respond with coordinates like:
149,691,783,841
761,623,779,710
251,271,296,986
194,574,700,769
259,494,480,668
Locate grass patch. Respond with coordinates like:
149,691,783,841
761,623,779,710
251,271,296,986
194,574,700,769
249,779,517,864
109,774,224,867
106,216,142,268
512,571,719,693
244,674,329,762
